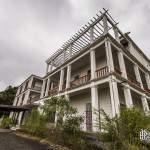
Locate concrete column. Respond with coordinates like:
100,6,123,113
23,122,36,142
91,84,99,132
28,76,34,89
23,91,30,105
90,49,96,80
50,61,53,72
141,95,149,113
18,111,23,125
66,65,71,89
59,69,65,91
46,63,49,74
134,65,143,88
45,77,51,96
117,51,127,79
103,15,108,34
69,45,72,58
113,27,120,43
123,84,133,108
105,39,114,73
109,77,120,117
40,79,46,98
145,73,150,89
13,97,18,106
90,27,94,43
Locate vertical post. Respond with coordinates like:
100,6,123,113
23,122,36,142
103,15,108,34
45,77,51,96
117,50,127,79
91,84,99,132
40,79,46,98
145,73,150,89
28,76,34,89
69,45,72,58
18,111,23,125
59,69,65,91
105,38,114,73
90,27,94,43
134,65,143,88
141,95,149,113
66,65,71,89
113,27,120,43
123,84,133,108
23,91,30,105
50,61,53,72
109,77,120,117
46,63,49,74
90,49,96,80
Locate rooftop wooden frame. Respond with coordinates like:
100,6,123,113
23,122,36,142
45,8,129,69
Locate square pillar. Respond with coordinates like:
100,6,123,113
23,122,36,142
105,39,114,73
59,69,65,91
102,15,108,34
113,27,120,43
134,65,143,88
117,51,127,79
66,65,71,89
40,79,46,98
45,77,51,96
18,111,23,125
28,76,34,89
145,73,150,89
109,77,120,117
91,84,99,132
123,84,133,108
90,49,96,80
46,63,49,74
141,95,149,113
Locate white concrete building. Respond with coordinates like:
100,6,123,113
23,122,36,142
11,10,150,132
10,75,43,125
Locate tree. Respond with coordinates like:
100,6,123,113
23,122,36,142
98,108,150,150
0,85,17,105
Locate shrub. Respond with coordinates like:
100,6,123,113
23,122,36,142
97,108,150,150
0,117,13,129
23,109,47,137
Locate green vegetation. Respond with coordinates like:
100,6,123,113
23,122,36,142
0,85,17,117
98,108,150,150
0,117,13,129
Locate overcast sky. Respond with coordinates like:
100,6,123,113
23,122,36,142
0,0,150,91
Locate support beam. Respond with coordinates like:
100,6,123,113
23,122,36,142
91,84,99,132
134,65,143,89
102,15,108,34
117,50,127,79
59,69,65,91
40,79,46,98
109,77,120,117
90,49,96,80
113,27,120,43
123,84,133,108
145,73,150,89
105,39,114,73
46,63,49,74
141,95,149,113
45,77,51,96
66,65,71,89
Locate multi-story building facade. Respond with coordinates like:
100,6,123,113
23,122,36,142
10,74,43,125
35,10,150,132
11,10,150,132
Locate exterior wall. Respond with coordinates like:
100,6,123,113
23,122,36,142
70,92,91,131
98,87,112,118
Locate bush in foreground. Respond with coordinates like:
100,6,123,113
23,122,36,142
0,117,13,129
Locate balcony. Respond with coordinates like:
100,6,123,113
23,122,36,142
49,86,59,96
96,66,109,79
127,73,141,87
32,86,42,91
71,74,91,88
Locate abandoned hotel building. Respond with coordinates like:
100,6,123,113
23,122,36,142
10,10,150,132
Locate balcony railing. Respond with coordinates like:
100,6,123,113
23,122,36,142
127,73,141,87
32,86,42,91
71,74,91,88
114,67,122,75
144,87,150,93
96,66,109,79
49,86,59,95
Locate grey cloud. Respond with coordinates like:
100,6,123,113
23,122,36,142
0,0,150,90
